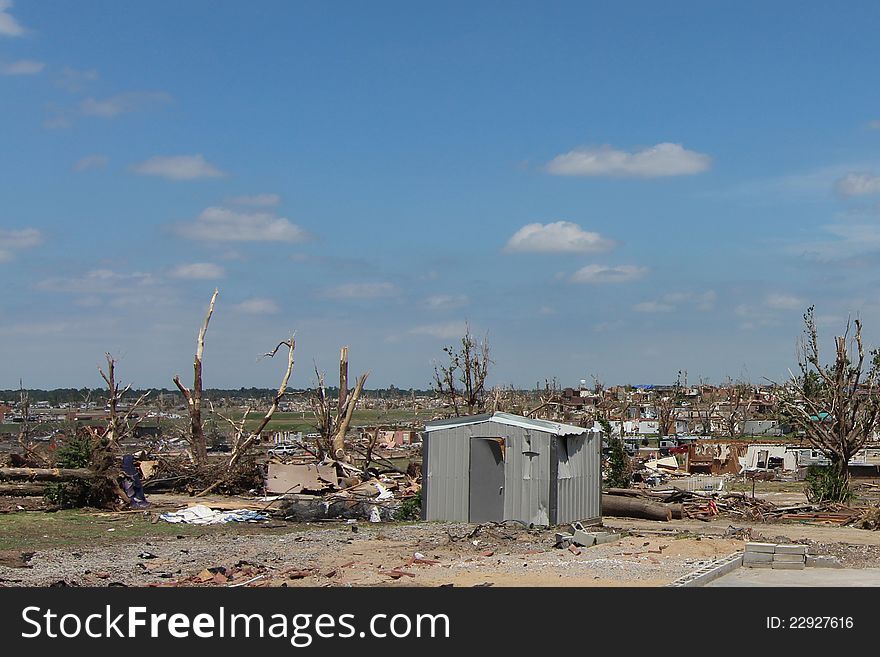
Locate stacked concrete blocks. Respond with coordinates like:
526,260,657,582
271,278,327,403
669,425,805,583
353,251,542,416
744,542,806,569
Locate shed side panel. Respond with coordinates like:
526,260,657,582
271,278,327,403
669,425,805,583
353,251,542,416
556,432,601,524
493,423,551,526
425,426,470,521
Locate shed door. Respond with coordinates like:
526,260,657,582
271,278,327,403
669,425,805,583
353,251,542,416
469,438,505,522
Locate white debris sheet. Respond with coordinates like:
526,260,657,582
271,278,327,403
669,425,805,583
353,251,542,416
159,504,269,525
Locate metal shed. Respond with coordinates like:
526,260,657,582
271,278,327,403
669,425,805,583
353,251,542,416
422,412,602,526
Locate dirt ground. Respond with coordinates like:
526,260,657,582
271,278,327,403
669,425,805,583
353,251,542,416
3,488,880,587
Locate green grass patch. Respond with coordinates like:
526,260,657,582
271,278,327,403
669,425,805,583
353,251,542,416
0,510,295,551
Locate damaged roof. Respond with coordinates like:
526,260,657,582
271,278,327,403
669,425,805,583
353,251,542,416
424,411,595,436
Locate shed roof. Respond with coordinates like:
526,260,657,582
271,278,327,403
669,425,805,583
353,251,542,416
424,411,594,436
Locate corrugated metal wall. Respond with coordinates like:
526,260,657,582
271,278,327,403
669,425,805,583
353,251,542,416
424,426,470,521
500,426,551,525
555,432,602,524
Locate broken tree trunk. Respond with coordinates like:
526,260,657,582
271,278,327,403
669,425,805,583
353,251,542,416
602,494,672,521
174,287,218,466
331,371,369,460
0,467,97,482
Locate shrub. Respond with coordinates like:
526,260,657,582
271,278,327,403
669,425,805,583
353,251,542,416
805,465,853,504
393,490,422,521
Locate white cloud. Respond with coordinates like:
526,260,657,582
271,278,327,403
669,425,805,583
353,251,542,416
504,221,615,253
409,322,467,340
325,282,398,299
424,294,468,310
765,293,804,310
0,59,44,75
79,91,172,118
56,66,99,92
633,301,673,313
178,207,307,242
546,143,711,178
233,298,279,314
0,227,43,262
226,193,280,207
868,120,880,130
570,264,647,284
835,172,880,197
132,154,226,181
790,223,880,261
168,262,225,280
0,0,25,37
36,269,157,294
72,154,108,172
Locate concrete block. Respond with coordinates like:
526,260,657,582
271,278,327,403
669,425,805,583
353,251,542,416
745,542,776,553
743,551,773,564
806,555,843,568
775,544,807,555
772,561,806,570
743,561,772,569
595,532,620,545
570,530,596,547
773,553,807,564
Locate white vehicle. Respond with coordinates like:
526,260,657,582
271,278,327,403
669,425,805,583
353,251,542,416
268,444,298,456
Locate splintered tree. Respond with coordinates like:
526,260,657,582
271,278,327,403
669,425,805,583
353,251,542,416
173,288,218,466
310,346,369,461
94,353,151,451
202,335,296,495
432,323,492,417
777,307,880,498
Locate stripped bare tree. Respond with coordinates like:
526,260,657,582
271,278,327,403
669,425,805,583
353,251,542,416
776,307,880,493
173,288,218,466
94,353,151,450
310,346,369,461
433,323,492,416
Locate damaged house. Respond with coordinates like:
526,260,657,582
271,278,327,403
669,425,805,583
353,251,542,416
422,412,601,526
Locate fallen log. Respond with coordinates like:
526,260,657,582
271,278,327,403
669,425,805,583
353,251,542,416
0,467,96,482
602,494,672,521
0,482,47,496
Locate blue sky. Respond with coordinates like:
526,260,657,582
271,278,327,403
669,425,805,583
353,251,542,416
3,1,880,390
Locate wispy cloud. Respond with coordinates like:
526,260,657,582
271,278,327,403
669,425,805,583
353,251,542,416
72,154,108,172
765,293,804,310
546,143,711,178
132,154,226,181
0,227,43,262
79,91,172,118
56,66,99,92
168,262,225,280
226,193,280,207
177,207,308,242
868,120,880,130
0,59,44,75
835,172,880,197
233,297,279,314
789,223,880,261
570,264,647,284
409,321,467,340
0,0,25,37
325,282,398,299
504,221,615,253
633,301,673,313
424,294,469,310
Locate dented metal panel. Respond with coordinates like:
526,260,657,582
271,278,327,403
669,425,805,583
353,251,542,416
555,432,602,524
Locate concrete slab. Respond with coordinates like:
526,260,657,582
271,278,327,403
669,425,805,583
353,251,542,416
775,544,807,555
743,552,773,563
773,553,807,563
707,567,880,587
772,561,805,570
